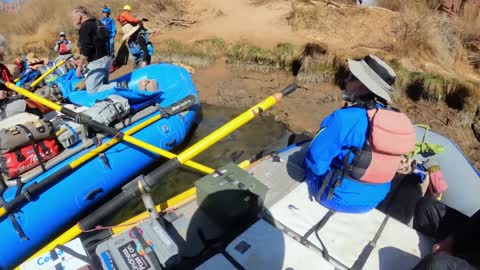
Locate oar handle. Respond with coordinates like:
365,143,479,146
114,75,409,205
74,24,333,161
281,83,298,97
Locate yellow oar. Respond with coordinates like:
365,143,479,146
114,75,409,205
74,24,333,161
17,84,297,268
28,55,74,89
0,80,208,218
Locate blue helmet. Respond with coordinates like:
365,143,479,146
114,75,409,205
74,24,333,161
102,6,111,14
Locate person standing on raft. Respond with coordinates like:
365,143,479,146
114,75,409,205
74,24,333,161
304,55,416,213
72,6,120,93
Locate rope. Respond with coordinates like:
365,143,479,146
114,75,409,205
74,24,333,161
81,217,149,233
81,208,177,233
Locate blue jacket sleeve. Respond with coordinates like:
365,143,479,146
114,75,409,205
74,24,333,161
304,112,346,176
110,18,116,38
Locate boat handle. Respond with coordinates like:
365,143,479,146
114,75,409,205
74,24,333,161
84,188,104,201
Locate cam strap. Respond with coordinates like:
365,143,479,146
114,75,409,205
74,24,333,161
13,177,25,198
316,170,334,202
350,215,389,270
350,157,409,269
156,103,172,117
0,177,28,240
316,151,353,202
300,210,335,261
50,244,93,267
330,151,354,199
93,136,111,169
221,250,246,270
106,98,127,128
326,151,353,200
49,248,62,270
15,124,46,172
132,225,165,270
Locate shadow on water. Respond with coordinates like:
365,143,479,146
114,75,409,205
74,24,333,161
106,103,290,224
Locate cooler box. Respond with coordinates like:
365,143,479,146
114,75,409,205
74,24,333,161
195,162,268,228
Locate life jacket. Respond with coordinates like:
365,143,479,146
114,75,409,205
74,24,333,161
117,11,141,27
0,63,12,80
0,63,12,91
344,107,416,183
315,105,416,212
57,41,70,55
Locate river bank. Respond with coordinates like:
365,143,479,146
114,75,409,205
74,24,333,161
191,59,480,170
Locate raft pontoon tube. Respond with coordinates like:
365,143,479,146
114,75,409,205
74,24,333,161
0,63,200,270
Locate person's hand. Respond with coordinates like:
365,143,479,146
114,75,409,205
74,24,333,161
433,236,455,254
0,90,8,100
76,65,83,78
140,61,147,68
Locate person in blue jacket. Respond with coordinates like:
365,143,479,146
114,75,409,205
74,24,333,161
304,55,402,213
101,6,116,56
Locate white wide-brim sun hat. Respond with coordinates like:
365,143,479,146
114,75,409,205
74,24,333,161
121,24,140,42
347,55,396,103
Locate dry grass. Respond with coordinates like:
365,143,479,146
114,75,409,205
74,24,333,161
391,1,465,68
226,41,302,72
295,43,347,85
390,59,479,112
154,38,226,67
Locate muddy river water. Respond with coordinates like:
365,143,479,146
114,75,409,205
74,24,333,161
108,103,291,224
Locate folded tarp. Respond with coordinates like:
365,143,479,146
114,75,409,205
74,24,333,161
54,69,161,107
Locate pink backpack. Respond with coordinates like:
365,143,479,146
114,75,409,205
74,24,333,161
346,108,416,183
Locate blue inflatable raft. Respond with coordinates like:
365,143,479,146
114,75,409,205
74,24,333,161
0,63,200,269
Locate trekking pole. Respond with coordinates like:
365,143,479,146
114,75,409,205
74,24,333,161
18,84,298,268
28,55,74,89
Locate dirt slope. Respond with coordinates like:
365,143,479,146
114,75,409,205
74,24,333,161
157,0,303,46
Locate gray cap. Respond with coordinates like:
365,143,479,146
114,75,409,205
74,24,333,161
347,55,396,103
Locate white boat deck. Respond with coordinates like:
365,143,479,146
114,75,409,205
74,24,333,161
174,142,440,269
